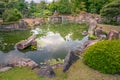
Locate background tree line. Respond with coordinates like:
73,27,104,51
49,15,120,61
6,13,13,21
0,0,119,25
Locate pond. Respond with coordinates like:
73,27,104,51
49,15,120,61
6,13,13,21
0,23,88,64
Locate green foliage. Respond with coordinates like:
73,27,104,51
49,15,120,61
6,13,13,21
83,40,120,74
43,10,52,18
57,0,71,14
31,45,37,50
86,0,112,14
0,1,5,17
34,10,52,18
48,2,58,13
40,58,64,66
0,0,115,19
71,0,86,16
48,0,71,14
15,0,28,15
46,58,64,66
2,8,22,22
88,34,97,40
100,0,120,25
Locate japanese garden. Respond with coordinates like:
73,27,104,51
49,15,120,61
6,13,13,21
0,0,120,80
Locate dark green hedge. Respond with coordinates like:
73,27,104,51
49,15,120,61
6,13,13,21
83,40,120,74
100,0,120,25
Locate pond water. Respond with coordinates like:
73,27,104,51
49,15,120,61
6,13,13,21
0,24,88,64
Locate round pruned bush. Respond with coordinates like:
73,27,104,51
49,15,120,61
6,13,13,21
83,40,120,74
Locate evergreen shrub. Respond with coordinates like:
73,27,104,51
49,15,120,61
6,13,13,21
100,0,120,25
83,40,120,74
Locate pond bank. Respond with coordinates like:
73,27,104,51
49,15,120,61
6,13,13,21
0,20,29,31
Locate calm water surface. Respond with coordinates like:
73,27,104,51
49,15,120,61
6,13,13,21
0,29,88,64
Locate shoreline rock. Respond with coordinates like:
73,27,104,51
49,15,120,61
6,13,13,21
63,51,79,72
0,67,12,72
37,66,56,78
7,58,38,69
0,20,29,31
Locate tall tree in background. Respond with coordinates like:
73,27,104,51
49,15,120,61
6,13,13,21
1,0,23,21
48,1,58,13
0,0,115,20
2,8,22,22
25,0,37,17
57,0,71,14
0,1,5,18
100,0,120,25
48,0,71,14
15,0,28,17
86,0,112,14
71,0,86,16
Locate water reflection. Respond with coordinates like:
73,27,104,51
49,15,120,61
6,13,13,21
0,31,88,64
37,32,65,51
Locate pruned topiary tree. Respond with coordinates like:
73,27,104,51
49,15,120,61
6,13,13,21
83,40,120,74
100,0,120,25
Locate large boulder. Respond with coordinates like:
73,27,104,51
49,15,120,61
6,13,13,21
63,51,79,72
8,58,38,69
82,30,88,36
18,20,28,29
88,19,97,35
95,27,106,39
38,66,56,78
0,20,29,31
81,40,99,52
108,30,119,40
95,27,103,37
0,67,12,72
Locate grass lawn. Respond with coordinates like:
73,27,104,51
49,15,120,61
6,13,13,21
0,67,42,80
67,60,120,80
0,60,120,80
0,67,67,80
97,24,120,32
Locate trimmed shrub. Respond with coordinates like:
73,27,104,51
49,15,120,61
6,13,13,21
100,0,120,25
83,40,120,74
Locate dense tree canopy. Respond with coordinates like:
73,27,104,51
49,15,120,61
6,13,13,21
70,0,86,15
100,0,120,25
48,0,71,14
2,8,22,22
0,1,5,17
0,0,118,25
86,0,112,14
